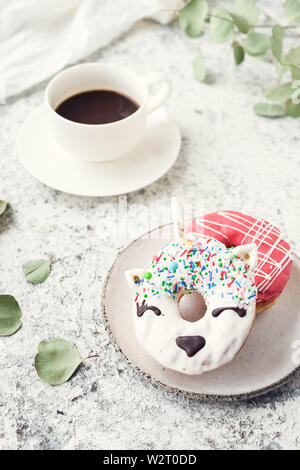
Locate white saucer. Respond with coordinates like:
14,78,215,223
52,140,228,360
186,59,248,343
102,224,300,400
18,105,181,197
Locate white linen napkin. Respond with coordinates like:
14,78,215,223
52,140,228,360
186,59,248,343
0,0,183,99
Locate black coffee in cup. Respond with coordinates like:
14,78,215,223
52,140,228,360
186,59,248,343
55,90,139,125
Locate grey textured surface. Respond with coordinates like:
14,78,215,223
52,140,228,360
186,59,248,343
0,18,300,450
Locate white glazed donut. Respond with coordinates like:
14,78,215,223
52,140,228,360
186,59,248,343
125,238,258,375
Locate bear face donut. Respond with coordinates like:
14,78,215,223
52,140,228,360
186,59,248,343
125,238,258,375
185,211,293,313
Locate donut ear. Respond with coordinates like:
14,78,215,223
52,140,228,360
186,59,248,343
232,243,258,271
125,269,145,289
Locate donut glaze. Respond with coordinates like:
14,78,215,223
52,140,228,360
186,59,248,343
185,211,293,307
125,238,257,375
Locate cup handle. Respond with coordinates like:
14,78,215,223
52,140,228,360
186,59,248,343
145,73,172,115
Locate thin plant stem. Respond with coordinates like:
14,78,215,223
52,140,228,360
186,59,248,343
207,14,298,30
85,354,99,360
160,9,299,31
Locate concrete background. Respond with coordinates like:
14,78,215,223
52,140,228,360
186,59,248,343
0,16,299,450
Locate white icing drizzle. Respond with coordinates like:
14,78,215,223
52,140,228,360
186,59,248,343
190,211,293,294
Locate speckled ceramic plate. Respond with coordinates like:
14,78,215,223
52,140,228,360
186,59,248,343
102,224,300,401
18,105,180,197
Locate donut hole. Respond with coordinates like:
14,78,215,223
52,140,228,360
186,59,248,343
179,292,207,322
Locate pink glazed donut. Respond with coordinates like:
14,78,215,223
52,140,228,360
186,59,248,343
185,210,293,312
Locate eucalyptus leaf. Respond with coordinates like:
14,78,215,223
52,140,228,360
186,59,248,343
233,44,245,65
270,25,284,63
285,0,300,25
291,81,300,104
242,32,270,57
286,99,300,117
285,46,300,68
0,295,22,336
35,338,82,385
234,0,259,23
265,82,294,102
22,259,51,285
179,0,208,38
229,12,250,33
291,65,300,80
193,51,206,82
0,200,7,216
278,64,290,80
254,102,286,117
210,7,234,43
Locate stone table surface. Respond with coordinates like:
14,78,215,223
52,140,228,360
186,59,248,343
0,18,300,451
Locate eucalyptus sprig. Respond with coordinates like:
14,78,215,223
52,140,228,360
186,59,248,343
179,0,300,118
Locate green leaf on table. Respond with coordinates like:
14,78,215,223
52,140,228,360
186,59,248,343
35,338,82,385
210,7,234,43
179,0,208,37
242,32,269,56
286,99,300,117
0,295,22,336
22,259,51,285
0,200,7,216
193,51,206,82
285,0,300,25
284,46,300,68
234,0,259,23
233,44,245,65
229,13,250,33
265,82,294,102
270,25,284,63
254,102,286,117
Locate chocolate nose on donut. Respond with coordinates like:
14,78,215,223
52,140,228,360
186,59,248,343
176,335,206,357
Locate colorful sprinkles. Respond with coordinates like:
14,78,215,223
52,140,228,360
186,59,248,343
134,239,257,305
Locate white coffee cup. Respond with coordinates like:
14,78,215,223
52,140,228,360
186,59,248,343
45,63,172,162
